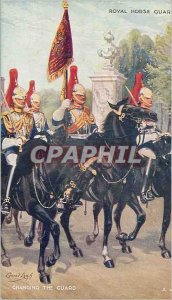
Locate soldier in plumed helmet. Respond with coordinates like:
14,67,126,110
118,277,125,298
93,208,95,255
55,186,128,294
52,66,98,208
26,80,53,136
52,65,97,145
129,73,162,204
1,69,35,215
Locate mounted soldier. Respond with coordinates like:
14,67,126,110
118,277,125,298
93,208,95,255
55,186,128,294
129,72,162,203
1,69,35,215
52,65,98,208
26,80,53,137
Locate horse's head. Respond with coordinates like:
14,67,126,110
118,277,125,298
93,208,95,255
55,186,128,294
108,99,158,126
103,99,158,145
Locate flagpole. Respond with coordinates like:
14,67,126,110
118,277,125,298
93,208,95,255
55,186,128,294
60,0,69,100
63,0,69,99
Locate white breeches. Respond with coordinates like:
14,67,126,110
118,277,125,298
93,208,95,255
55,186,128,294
136,132,159,145
5,153,18,166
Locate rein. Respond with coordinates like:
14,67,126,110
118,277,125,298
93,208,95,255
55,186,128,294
101,164,133,184
102,140,133,184
32,165,57,209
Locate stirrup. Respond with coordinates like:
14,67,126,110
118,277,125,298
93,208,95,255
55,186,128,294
140,191,154,204
1,197,11,216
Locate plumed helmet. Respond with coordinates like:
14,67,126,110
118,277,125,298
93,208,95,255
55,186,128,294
12,86,26,101
30,92,41,103
67,65,79,100
5,68,18,107
26,80,35,107
72,83,86,96
139,87,153,109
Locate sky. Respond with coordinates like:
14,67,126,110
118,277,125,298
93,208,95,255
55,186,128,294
1,0,171,93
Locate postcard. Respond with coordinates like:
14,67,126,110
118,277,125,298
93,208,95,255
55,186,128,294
1,0,171,299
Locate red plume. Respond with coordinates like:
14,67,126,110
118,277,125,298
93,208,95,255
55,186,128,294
129,72,144,106
67,65,79,100
26,80,35,107
5,68,18,107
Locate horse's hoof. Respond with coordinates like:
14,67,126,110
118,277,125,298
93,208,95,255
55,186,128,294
46,256,56,267
24,236,33,247
86,234,96,245
40,273,51,284
161,250,171,259
116,232,128,242
1,256,11,267
104,259,115,268
73,249,83,257
122,245,132,254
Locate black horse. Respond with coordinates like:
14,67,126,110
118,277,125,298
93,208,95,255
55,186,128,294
18,102,165,270
86,134,171,261
1,139,62,284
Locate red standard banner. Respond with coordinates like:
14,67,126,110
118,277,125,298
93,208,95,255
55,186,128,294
47,8,73,81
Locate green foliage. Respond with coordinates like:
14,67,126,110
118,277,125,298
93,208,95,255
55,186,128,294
115,29,155,96
39,88,60,126
146,24,171,106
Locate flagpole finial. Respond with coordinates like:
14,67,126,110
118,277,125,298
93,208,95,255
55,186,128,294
63,0,68,9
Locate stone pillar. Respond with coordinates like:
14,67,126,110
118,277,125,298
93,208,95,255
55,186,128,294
90,66,126,131
0,76,5,102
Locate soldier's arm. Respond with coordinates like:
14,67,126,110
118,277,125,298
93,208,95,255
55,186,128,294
30,119,38,138
52,99,71,126
1,117,21,150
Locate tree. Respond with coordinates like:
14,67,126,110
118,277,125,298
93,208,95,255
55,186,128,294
115,29,155,95
146,24,171,131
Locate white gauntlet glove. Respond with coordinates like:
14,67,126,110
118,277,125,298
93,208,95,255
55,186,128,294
52,99,71,121
34,135,48,142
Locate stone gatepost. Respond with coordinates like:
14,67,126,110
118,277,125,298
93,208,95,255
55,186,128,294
0,76,5,102
90,31,126,131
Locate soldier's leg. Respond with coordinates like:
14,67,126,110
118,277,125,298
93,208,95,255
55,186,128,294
1,153,17,216
140,158,154,202
72,164,97,207
138,148,156,204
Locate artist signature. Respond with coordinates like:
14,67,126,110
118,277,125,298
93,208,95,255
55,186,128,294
6,272,33,282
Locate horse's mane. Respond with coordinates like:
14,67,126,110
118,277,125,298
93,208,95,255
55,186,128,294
102,107,138,145
103,111,118,136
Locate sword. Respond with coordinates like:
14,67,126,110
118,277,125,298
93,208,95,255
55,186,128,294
125,85,139,107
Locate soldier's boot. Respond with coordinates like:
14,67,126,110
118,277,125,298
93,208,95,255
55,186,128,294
140,158,154,204
1,165,16,216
